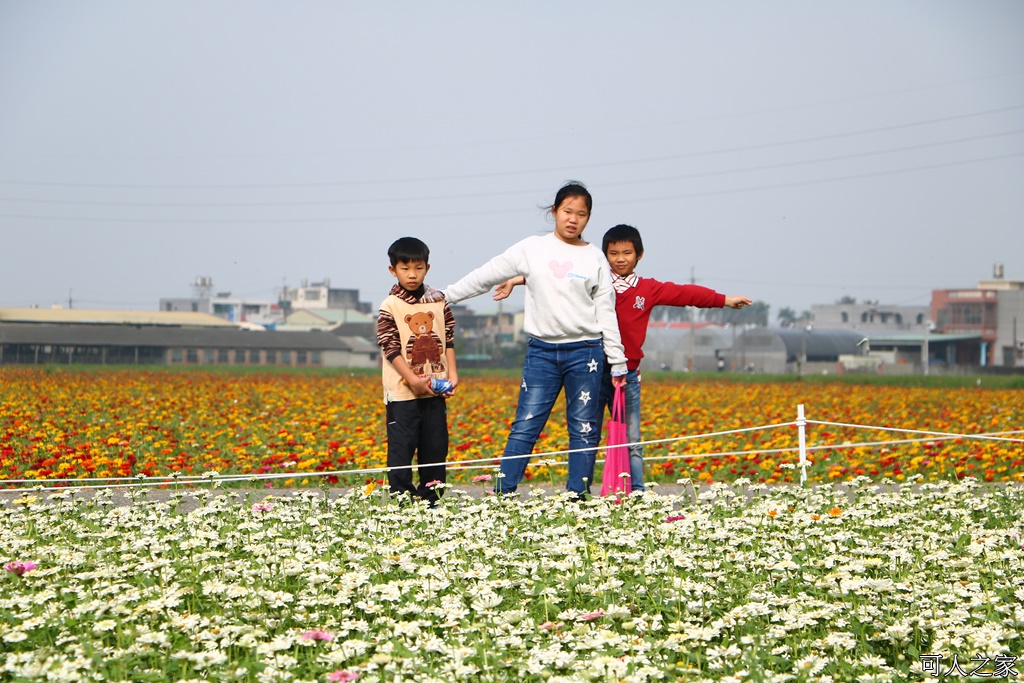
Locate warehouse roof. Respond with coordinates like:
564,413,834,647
866,332,983,346
741,327,867,361
0,323,367,351
0,307,234,327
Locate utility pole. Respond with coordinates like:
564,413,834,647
1013,316,1018,368
731,322,736,371
688,266,696,372
68,289,73,309
923,321,931,376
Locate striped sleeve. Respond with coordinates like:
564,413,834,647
443,302,456,348
376,309,403,362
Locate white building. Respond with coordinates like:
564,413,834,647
811,302,930,333
160,276,282,327
277,279,368,312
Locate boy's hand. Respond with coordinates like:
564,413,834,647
404,375,435,396
493,276,525,301
725,296,753,309
442,375,459,398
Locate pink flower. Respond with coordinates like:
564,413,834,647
538,621,564,631
425,480,442,488
664,515,686,523
578,610,604,622
300,629,334,642
252,502,274,513
327,671,361,682
3,561,37,576
472,474,492,482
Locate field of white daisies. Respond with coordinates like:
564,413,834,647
2,478,1023,683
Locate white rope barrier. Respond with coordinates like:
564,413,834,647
4,427,1014,489
806,420,1024,444
1,408,1022,494
0,421,798,487
643,430,1024,464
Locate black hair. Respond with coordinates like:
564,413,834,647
545,180,592,214
602,224,644,256
388,236,430,266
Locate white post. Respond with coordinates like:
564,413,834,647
797,404,808,485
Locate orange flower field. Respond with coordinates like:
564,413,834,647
1,367,1022,488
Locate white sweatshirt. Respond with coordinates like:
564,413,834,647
444,233,627,373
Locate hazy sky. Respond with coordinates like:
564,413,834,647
1,1,1022,321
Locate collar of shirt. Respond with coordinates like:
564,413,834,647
612,273,639,294
390,283,426,303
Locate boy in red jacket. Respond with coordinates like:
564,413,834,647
597,224,750,490
494,224,751,491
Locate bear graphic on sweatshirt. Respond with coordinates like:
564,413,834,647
404,311,444,375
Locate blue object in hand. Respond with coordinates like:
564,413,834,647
430,378,453,394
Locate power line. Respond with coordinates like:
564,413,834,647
1,129,1019,209
1,69,1020,163
1,151,1019,224
0,105,1019,190
708,277,936,291
602,151,1024,205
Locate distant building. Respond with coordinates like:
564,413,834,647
160,276,282,327
859,331,984,374
932,264,1024,367
643,323,737,372
451,305,526,366
277,307,376,336
0,306,232,328
729,327,866,375
0,307,378,368
277,279,371,314
812,303,930,333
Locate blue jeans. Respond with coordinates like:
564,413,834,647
597,369,644,491
496,338,605,495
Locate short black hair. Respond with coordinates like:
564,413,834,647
602,224,643,256
388,237,430,266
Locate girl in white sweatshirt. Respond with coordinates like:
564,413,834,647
443,182,626,497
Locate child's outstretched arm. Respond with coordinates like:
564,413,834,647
724,296,753,309
493,275,525,301
445,245,525,305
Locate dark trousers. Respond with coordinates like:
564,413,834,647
385,396,448,503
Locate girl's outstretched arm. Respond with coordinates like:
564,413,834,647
445,244,525,305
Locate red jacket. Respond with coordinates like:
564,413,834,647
615,277,725,370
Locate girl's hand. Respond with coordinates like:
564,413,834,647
420,286,447,304
725,296,753,309
493,276,525,301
